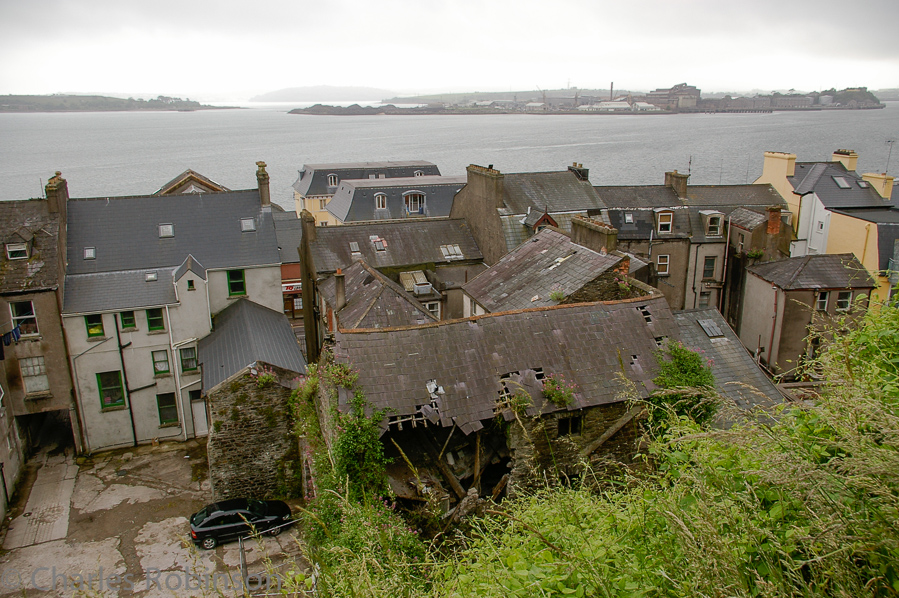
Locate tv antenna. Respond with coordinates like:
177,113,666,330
886,139,895,174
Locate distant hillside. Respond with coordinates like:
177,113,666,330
250,86,396,102
0,95,228,112
384,88,632,104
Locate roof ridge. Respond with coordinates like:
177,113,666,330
785,255,813,288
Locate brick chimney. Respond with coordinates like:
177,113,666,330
571,215,618,252
45,171,69,215
256,161,271,207
766,205,782,235
861,172,895,200
335,268,346,311
664,170,689,199
832,149,859,172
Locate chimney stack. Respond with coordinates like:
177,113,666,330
256,161,271,207
766,205,782,235
664,170,689,199
568,163,589,181
45,171,68,214
832,149,859,172
335,268,346,311
861,172,895,200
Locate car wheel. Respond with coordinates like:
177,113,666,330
201,536,217,550
268,525,282,537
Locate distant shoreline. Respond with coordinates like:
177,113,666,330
288,103,885,116
0,95,239,113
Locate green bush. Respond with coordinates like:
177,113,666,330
646,340,717,433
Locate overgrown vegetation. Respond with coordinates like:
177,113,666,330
542,373,577,407
644,339,717,434
286,304,899,597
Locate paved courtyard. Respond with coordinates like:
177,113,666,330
0,440,306,597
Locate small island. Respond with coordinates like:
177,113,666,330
0,94,233,112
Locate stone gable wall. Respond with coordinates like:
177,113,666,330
207,364,300,500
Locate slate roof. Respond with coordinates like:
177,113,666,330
788,162,893,209
831,208,899,271
63,269,179,314
673,309,783,409
501,170,607,215
728,207,768,231
293,161,440,197
198,299,306,392
747,254,876,290
463,228,624,312
326,175,466,223
500,210,585,252
273,211,303,264
0,199,60,294
600,184,785,243
64,190,279,313
333,297,679,434
318,261,437,330
308,219,483,274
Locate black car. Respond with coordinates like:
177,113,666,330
189,498,292,549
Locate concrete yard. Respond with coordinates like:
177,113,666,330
0,439,306,597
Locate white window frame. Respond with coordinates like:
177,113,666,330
816,291,829,311
152,350,170,374
657,211,673,233
6,243,28,260
375,193,387,210
707,215,722,237
657,254,670,275
158,223,174,238
423,301,440,319
83,247,96,260
702,256,717,279
20,356,49,395
413,170,424,177
11,301,38,336
836,291,852,311
240,217,256,232
319,198,328,211
327,174,338,187
403,192,425,214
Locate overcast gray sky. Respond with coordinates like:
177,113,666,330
2,0,897,101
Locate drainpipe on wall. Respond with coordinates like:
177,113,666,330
165,305,188,442
719,214,733,313
114,321,139,447
768,285,779,371
691,244,701,309
69,335,115,453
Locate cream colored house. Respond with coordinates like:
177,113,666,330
755,150,896,299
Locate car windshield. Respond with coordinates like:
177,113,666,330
190,507,208,526
247,500,266,517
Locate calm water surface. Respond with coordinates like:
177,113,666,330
1,104,897,210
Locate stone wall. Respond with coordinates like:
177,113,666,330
507,401,637,496
207,363,300,500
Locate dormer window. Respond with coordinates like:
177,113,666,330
158,224,174,238
624,213,633,224
656,210,673,233
700,210,723,237
327,174,338,187
375,193,387,210
414,170,424,177
403,192,425,214
6,243,28,260
145,271,158,282
84,247,96,260
240,217,256,232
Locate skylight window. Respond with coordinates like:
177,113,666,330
145,271,158,282
440,244,463,260
832,176,851,189
240,217,256,232
158,224,174,238
857,180,870,188
624,213,634,224
83,247,96,260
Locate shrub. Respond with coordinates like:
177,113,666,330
646,340,717,433
542,373,576,407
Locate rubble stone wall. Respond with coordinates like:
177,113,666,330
507,401,636,496
207,365,299,500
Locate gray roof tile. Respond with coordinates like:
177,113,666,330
327,176,465,223
748,254,876,290
0,199,60,293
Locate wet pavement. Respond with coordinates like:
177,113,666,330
0,439,306,597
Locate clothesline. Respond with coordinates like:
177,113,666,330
0,324,22,360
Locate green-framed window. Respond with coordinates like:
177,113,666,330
180,347,198,372
97,371,124,408
227,269,246,296
152,350,170,374
147,308,165,331
85,314,105,338
120,311,136,329
156,393,178,425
